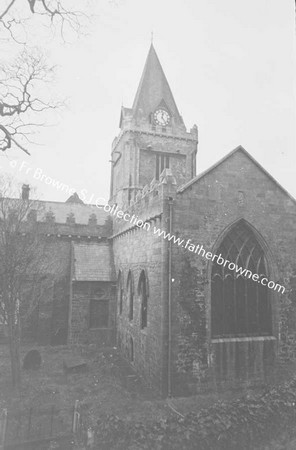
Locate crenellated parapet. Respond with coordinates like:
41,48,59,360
30,201,113,238
112,168,177,237
111,124,198,153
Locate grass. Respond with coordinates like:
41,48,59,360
0,343,252,425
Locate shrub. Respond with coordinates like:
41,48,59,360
93,377,296,449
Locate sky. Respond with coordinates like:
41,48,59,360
0,0,295,202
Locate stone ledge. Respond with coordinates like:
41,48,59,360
211,336,276,343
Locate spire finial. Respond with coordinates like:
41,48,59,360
151,31,153,44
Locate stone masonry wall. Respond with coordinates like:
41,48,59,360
35,214,112,345
71,281,116,345
111,129,197,208
170,149,296,395
112,172,177,394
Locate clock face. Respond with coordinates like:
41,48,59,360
154,109,170,126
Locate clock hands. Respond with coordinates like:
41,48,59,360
154,109,170,126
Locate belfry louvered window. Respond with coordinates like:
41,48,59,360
155,154,169,180
211,220,272,338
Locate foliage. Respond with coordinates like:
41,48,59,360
93,377,296,449
176,255,208,377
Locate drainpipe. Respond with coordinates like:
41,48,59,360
168,197,173,397
68,241,74,344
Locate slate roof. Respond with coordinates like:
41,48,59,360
72,242,114,281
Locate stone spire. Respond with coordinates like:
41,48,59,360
131,44,184,127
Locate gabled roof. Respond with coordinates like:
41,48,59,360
66,192,84,204
178,145,296,204
72,242,114,281
132,44,184,125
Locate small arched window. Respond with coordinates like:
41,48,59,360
138,270,148,329
117,271,123,315
127,270,134,321
129,336,134,362
211,220,272,338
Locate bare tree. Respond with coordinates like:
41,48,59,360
0,0,89,43
0,1,93,155
0,177,49,391
0,50,59,155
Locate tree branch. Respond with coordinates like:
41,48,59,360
0,0,90,42
0,0,17,20
0,50,59,154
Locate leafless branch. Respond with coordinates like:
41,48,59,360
0,49,60,154
0,177,51,322
0,0,17,21
0,0,90,43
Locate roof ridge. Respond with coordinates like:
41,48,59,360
178,145,296,205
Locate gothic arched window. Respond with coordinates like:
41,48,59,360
138,270,148,329
211,220,272,338
127,270,134,321
117,271,123,315
129,336,134,362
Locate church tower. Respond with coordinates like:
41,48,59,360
109,44,198,208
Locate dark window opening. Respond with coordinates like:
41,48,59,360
128,175,132,204
127,271,134,321
191,152,195,178
129,336,134,362
211,220,272,338
139,270,148,329
89,300,109,328
119,289,123,314
155,154,170,180
117,272,123,315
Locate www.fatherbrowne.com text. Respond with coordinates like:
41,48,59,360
6,159,286,294
103,203,285,294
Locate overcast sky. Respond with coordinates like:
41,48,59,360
1,0,295,202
